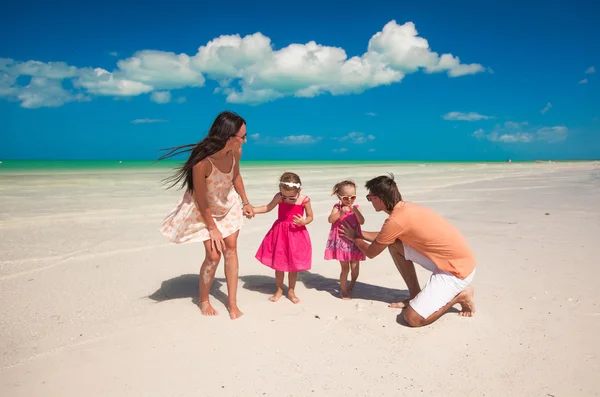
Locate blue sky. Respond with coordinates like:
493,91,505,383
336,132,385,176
1,0,599,161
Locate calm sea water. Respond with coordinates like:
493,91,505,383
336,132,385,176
0,159,518,173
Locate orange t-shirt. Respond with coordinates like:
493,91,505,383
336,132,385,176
375,201,476,278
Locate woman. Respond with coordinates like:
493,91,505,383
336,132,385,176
159,111,254,320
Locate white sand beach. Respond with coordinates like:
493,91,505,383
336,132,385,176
1,161,599,396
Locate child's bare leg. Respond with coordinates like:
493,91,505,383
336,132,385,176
348,261,360,293
223,231,243,320
287,272,300,303
339,261,350,300
199,240,221,316
269,271,285,302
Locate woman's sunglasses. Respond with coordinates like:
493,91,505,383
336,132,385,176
366,195,376,202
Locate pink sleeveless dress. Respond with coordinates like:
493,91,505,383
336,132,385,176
324,203,366,261
255,195,312,272
160,156,243,244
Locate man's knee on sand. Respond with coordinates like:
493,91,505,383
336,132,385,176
403,306,426,327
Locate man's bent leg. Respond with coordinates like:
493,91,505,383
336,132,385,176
388,241,421,308
404,269,476,327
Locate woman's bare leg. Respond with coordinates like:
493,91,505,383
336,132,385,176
223,231,243,319
199,239,221,316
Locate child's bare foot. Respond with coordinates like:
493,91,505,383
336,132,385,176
340,289,351,300
388,298,411,309
199,300,218,316
287,289,300,304
457,286,475,317
228,304,244,320
348,280,357,292
269,288,283,302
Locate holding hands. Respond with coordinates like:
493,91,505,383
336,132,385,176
242,202,255,219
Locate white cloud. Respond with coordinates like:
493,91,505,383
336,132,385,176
585,66,596,74
540,102,552,115
131,118,168,124
75,68,154,96
337,131,375,144
333,148,348,153
118,50,205,90
366,112,377,116
109,52,119,57
579,78,588,84
443,111,492,121
368,148,376,152
473,122,567,144
0,20,487,108
176,96,186,103
150,91,171,104
249,133,260,140
18,77,89,108
276,135,322,144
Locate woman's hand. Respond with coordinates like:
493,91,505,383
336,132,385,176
208,228,225,253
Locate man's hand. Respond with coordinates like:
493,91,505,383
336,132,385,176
339,223,358,241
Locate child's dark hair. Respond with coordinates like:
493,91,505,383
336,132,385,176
279,172,302,191
331,180,356,196
365,174,403,211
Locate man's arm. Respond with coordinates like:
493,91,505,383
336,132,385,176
354,238,389,259
340,225,389,259
360,230,378,242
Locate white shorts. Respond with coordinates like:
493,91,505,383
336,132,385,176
403,244,476,319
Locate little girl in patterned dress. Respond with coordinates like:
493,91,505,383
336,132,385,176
324,180,366,300
253,172,313,304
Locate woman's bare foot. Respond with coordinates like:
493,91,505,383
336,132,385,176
228,304,244,320
269,288,283,302
288,289,300,304
457,286,475,317
199,300,218,316
388,298,411,309
340,289,351,300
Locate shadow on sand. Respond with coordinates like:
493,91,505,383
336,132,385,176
148,271,408,306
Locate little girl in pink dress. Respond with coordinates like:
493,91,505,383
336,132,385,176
325,180,366,300
253,172,313,304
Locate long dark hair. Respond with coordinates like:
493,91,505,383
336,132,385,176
157,111,246,193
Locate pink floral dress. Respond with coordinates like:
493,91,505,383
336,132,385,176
160,157,243,243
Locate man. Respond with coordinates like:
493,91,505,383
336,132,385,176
340,174,476,327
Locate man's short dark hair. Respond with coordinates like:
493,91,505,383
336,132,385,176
365,174,403,211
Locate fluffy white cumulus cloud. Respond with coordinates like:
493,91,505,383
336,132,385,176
0,20,487,108
473,121,568,144
118,50,204,89
75,68,154,96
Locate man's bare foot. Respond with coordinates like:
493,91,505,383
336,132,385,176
288,289,300,304
388,298,411,309
269,288,283,302
340,289,351,300
457,286,475,317
199,300,218,316
228,304,243,320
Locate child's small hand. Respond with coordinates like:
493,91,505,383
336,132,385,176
340,205,351,214
293,214,306,226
